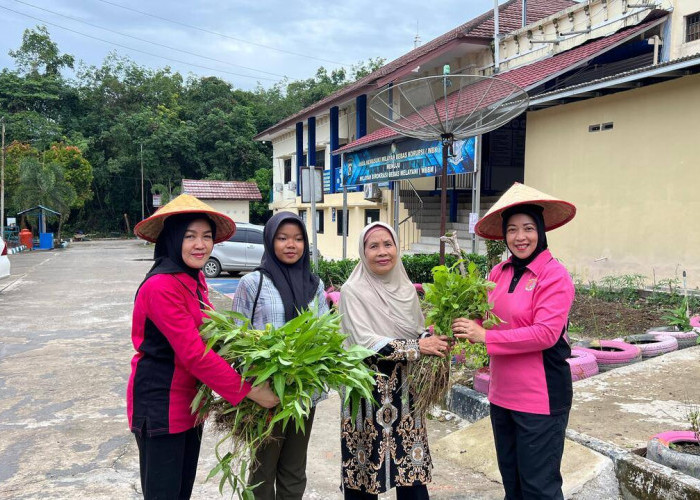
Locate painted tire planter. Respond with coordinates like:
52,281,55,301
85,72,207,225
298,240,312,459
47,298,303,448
651,330,698,350
473,367,490,395
325,290,341,308
573,340,642,372
647,431,700,480
567,348,599,382
624,333,678,358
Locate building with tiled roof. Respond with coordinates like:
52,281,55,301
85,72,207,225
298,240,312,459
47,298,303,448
256,0,700,286
182,179,261,223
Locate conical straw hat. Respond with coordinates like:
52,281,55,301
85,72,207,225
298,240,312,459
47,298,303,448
474,182,576,240
134,194,236,243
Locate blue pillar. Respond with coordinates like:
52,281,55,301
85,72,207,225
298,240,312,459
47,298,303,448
356,94,367,139
330,106,340,194
295,122,303,196
307,117,316,169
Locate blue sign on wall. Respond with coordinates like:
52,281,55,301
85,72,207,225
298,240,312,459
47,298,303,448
342,136,475,186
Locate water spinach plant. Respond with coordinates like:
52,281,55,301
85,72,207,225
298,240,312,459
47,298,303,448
192,308,375,499
411,260,501,414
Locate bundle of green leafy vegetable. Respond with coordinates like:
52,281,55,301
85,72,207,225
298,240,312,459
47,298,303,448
192,308,375,499
410,260,501,415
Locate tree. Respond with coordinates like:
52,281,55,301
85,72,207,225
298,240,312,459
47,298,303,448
13,157,76,242
8,26,74,77
43,143,94,209
248,167,272,224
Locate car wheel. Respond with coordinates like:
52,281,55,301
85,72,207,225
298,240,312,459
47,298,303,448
203,258,221,278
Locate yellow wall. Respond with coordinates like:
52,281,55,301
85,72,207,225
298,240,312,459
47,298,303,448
206,200,250,223
524,74,700,288
670,0,700,59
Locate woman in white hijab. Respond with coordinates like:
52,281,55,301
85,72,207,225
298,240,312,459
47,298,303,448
339,222,448,500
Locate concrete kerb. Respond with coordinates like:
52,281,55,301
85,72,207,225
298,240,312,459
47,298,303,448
566,429,700,500
8,245,28,254
448,384,700,499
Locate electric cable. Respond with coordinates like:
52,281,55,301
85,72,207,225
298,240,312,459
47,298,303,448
10,0,288,78
92,0,351,67
0,4,280,82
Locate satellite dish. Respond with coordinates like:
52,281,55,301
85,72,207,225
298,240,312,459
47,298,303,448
369,73,529,261
369,74,528,141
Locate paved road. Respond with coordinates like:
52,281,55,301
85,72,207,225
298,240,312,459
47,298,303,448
0,240,500,500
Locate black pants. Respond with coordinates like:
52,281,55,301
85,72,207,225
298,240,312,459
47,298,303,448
134,424,203,499
490,404,569,500
343,484,429,500
249,407,316,500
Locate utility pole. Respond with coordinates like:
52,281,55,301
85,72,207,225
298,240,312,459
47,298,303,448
140,142,144,221
1,117,5,240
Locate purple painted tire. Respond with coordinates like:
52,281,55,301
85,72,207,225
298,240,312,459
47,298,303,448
567,348,599,382
651,330,698,350
647,431,700,480
624,334,678,358
473,367,490,395
573,340,642,372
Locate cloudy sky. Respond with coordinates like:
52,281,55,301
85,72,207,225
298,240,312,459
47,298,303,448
0,0,497,90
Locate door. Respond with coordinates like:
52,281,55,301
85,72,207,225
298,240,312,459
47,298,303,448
245,228,265,269
215,229,248,269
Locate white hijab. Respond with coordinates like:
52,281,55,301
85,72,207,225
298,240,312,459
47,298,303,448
339,222,425,350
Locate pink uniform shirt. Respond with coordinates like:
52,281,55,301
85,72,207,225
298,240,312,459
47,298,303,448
485,249,575,415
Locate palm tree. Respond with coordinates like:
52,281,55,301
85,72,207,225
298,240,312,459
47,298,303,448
13,157,76,243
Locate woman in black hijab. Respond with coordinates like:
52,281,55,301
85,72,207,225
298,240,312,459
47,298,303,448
452,183,577,500
232,211,328,500
129,196,279,499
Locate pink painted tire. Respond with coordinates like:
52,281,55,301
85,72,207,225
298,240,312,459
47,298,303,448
651,330,698,350
325,291,341,309
567,348,599,382
573,340,642,372
473,367,490,395
413,283,425,298
624,334,678,358
647,431,700,480
690,315,700,328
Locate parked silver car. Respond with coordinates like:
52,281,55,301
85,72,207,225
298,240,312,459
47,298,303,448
202,222,322,279
0,237,10,280
203,223,265,278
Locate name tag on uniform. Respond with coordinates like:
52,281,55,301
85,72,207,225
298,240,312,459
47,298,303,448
525,278,537,291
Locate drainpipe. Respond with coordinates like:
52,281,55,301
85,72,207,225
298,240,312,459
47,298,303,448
648,35,661,65
522,0,527,28
494,0,500,73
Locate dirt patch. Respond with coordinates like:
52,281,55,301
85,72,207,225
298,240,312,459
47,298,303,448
568,293,665,340
673,442,700,456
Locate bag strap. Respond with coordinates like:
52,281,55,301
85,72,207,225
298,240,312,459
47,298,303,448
251,270,265,323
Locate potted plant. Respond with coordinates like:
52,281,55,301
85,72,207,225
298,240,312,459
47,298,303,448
647,404,700,480
647,298,698,349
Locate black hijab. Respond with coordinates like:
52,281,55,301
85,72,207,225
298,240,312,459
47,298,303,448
501,204,548,275
137,213,216,296
258,211,320,322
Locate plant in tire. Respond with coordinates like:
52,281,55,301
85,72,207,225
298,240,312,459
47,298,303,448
411,260,501,415
192,308,375,498
661,298,692,332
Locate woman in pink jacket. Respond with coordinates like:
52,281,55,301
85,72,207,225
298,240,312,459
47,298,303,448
452,183,576,500
128,194,278,499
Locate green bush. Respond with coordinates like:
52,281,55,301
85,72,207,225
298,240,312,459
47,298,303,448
313,252,489,289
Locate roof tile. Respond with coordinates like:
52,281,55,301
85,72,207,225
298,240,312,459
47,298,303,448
181,179,262,201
